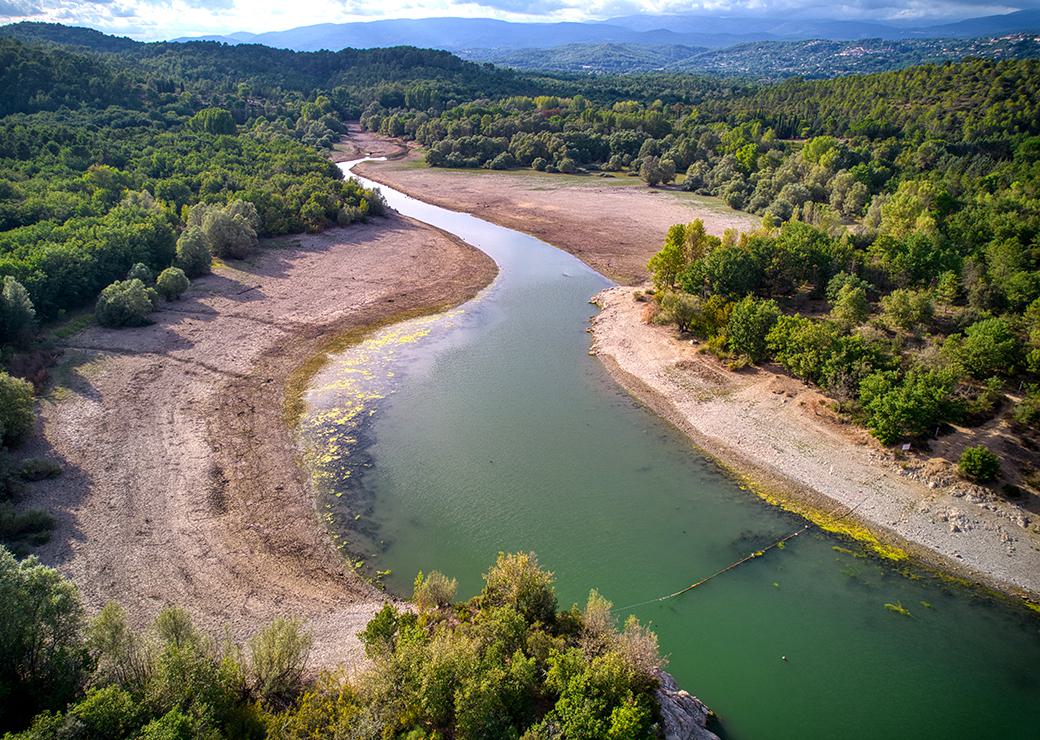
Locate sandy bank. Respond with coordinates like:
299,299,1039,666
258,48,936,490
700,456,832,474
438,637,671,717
355,151,758,285
25,214,496,666
590,286,1040,603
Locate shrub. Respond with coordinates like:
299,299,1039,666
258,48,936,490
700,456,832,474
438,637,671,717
0,548,89,731
958,445,1000,482
174,227,212,277
95,279,156,328
250,618,312,709
826,271,872,304
858,368,958,444
17,457,61,482
766,315,836,384
191,202,259,260
126,262,154,283
727,296,780,362
0,371,35,446
155,268,189,301
481,552,556,625
0,276,37,347
944,317,1020,379
413,570,458,612
830,284,870,330
878,288,934,332
680,245,761,298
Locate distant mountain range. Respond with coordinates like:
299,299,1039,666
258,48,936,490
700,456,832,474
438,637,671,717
464,35,1040,78
170,9,1040,52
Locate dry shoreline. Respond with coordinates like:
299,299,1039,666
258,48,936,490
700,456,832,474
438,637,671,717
590,287,1040,604
355,149,758,285
26,214,497,666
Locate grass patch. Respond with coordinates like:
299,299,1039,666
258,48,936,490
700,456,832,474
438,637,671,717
47,311,94,341
283,302,461,430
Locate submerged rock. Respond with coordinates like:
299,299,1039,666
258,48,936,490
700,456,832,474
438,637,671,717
656,670,721,740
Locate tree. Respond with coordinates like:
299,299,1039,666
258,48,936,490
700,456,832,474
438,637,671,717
0,277,36,347
639,156,674,186
857,368,957,444
727,296,780,362
0,371,35,446
766,315,836,384
155,268,189,301
0,548,89,731
943,317,1020,379
249,618,312,709
958,446,1000,482
126,263,153,284
188,107,235,135
830,284,870,331
680,246,761,298
195,202,259,260
175,227,211,277
878,288,933,333
95,279,156,328
481,552,556,625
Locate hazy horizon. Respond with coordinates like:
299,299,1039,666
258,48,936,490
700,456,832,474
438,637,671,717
0,1,1036,42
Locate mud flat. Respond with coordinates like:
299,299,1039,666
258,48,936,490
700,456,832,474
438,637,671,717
355,150,758,285
590,286,1040,603
25,215,496,666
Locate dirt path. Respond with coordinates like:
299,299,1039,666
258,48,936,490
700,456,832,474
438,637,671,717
591,287,1040,603
26,216,496,666
355,150,758,285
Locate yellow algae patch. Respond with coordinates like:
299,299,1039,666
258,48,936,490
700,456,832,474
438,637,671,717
284,304,462,429
732,470,908,562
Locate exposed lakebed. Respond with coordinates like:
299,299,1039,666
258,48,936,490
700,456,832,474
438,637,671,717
299,160,1040,739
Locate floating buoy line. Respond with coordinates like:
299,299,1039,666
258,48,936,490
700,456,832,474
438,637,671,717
613,496,870,613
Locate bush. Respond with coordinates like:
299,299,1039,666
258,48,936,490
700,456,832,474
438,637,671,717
727,296,780,362
830,284,870,330
958,445,1000,482
174,227,212,277
0,548,89,731
95,279,156,328
18,457,61,482
878,288,933,332
944,317,1020,379
413,570,458,612
858,368,958,444
250,618,312,709
0,277,37,347
481,552,556,625
191,202,259,260
0,371,35,446
766,314,836,384
155,268,189,301
126,262,154,284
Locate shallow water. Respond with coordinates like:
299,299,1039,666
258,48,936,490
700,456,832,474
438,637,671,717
299,161,1040,739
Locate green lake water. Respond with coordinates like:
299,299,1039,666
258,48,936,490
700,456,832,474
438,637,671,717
299,161,1040,739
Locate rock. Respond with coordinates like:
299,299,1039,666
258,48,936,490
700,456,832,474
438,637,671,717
656,670,721,740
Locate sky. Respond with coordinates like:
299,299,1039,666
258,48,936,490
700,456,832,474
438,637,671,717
0,0,1031,40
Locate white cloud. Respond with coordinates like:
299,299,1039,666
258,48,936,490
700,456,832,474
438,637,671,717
1,0,1034,40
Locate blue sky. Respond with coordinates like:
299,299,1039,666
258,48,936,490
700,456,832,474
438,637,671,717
0,0,1031,40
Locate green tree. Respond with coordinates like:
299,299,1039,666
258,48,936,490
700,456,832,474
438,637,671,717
0,548,89,732
830,284,870,331
0,277,36,347
188,107,236,135
766,315,836,384
0,371,35,446
878,288,934,333
958,446,1000,482
95,279,156,328
727,296,780,362
481,552,556,625
858,368,957,444
249,618,312,709
155,268,189,301
943,317,1020,378
174,228,212,278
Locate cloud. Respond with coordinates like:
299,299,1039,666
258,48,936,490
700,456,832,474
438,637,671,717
0,0,41,18
1,0,1035,39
